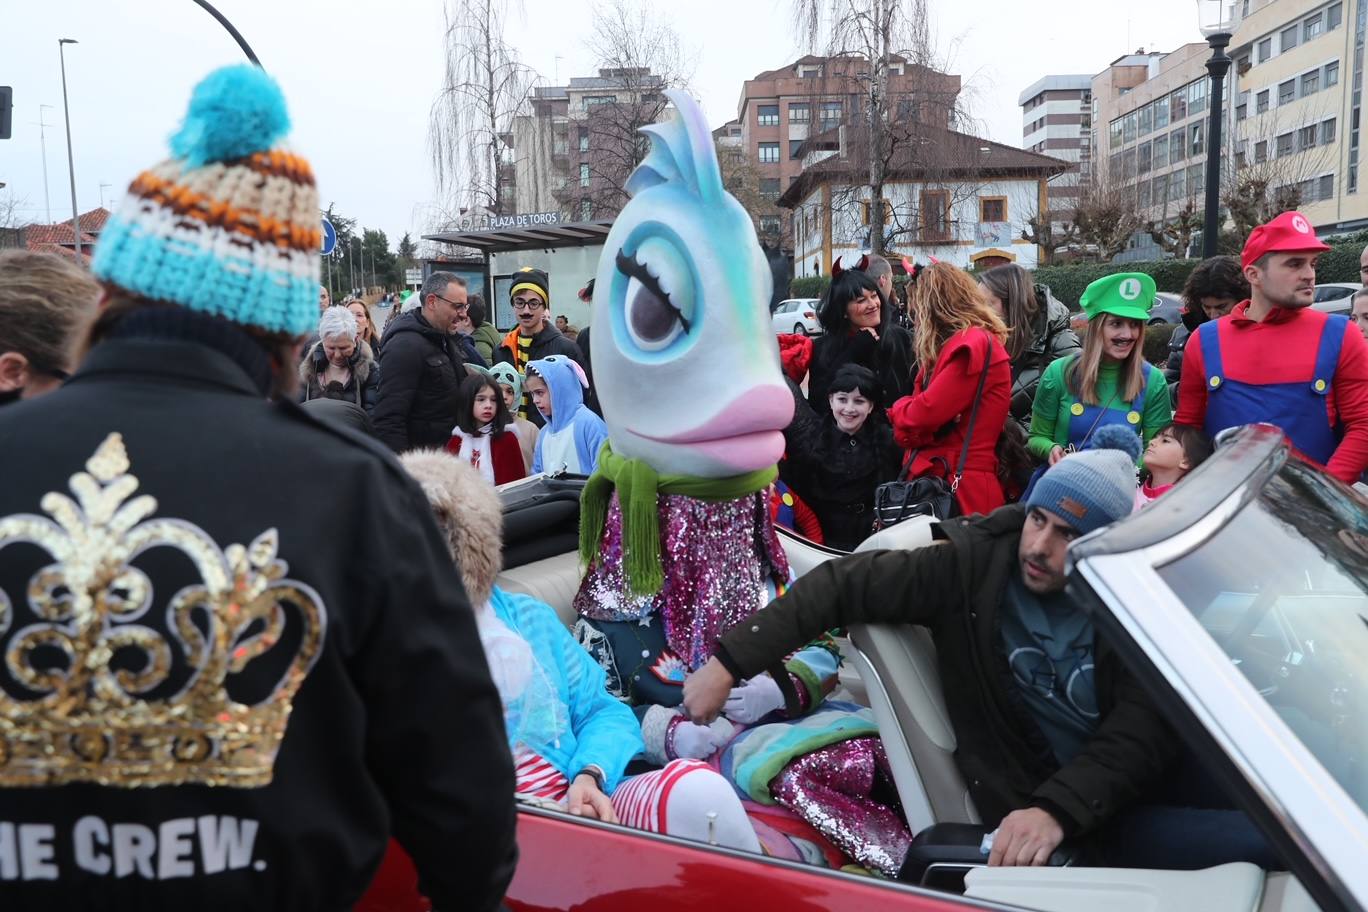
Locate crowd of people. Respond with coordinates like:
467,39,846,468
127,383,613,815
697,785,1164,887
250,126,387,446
0,62,1366,911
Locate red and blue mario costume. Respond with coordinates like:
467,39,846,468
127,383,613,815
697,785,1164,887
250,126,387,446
1176,211,1368,484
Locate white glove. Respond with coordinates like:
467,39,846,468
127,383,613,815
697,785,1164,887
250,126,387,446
669,719,729,760
723,675,786,724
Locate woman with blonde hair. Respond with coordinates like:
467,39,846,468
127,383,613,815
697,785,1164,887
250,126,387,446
346,298,381,351
888,261,1013,515
1027,273,1172,467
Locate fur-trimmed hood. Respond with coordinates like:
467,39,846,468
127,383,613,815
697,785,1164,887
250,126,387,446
399,450,503,605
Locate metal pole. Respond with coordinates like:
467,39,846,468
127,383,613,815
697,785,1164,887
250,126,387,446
190,0,262,66
36,105,54,223
348,236,356,294
58,39,81,259
1203,32,1232,258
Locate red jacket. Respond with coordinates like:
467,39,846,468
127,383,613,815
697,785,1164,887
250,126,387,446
1175,301,1368,484
445,429,527,486
889,328,1011,516
776,333,814,384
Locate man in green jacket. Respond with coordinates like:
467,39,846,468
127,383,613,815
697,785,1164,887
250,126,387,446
685,446,1273,872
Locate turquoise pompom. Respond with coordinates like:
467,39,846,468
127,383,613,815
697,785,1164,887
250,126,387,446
168,64,290,167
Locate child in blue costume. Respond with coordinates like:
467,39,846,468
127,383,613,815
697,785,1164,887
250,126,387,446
399,450,758,852
525,355,608,475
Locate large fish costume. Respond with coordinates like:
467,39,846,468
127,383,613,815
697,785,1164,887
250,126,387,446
572,90,910,875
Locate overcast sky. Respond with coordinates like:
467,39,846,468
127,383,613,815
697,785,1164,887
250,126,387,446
2,0,1203,246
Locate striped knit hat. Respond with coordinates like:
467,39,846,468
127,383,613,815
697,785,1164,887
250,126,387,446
91,65,320,336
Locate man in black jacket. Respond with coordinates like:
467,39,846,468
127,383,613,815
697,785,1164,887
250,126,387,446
685,444,1272,872
0,65,516,911
373,271,472,452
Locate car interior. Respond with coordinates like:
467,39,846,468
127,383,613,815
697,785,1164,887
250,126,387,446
493,475,1325,912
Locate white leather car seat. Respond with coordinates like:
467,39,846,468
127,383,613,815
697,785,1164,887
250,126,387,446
844,515,980,834
495,552,583,628
965,861,1267,912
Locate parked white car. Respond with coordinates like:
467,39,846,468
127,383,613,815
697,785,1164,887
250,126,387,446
1313,283,1361,313
771,298,823,335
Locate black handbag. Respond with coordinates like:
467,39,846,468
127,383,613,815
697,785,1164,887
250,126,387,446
874,339,993,529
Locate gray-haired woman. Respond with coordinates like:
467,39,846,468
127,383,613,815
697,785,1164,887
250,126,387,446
299,305,380,412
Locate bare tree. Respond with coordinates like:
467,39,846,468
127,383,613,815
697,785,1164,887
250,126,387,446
1145,196,1204,258
1074,180,1144,262
1021,205,1080,266
1219,101,1338,240
429,0,539,216
562,0,695,219
792,0,968,255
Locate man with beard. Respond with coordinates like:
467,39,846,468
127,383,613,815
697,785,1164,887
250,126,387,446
496,266,584,424
684,436,1278,873
1176,211,1368,483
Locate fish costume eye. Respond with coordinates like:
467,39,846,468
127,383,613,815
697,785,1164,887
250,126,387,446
615,237,695,353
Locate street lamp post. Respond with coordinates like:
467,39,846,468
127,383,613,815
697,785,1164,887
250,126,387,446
57,38,81,258
1199,1,1236,258
35,104,54,224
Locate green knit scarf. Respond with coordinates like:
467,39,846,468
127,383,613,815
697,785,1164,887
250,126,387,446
579,441,778,597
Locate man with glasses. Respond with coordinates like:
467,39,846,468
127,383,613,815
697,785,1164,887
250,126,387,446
497,266,585,423
373,271,474,452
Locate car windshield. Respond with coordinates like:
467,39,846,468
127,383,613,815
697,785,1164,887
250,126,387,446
1156,459,1368,815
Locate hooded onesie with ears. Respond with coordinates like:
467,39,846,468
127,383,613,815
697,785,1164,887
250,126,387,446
527,355,608,476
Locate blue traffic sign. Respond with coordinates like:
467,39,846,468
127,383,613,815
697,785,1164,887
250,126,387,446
321,217,337,256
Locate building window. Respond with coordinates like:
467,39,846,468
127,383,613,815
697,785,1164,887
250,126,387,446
1154,134,1170,168
1300,124,1319,150
1255,140,1268,162
1138,104,1153,135
1278,79,1296,104
920,191,950,241
579,163,590,187
1122,148,1137,179
1138,141,1153,173
578,127,589,152
1303,70,1320,95
789,102,810,123
757,104,779,127
1110,121,1123,149
1154,96,1170,129
760,177,781,200
1190,122,1205,156
1322,118,1338,144
979,196,1007,222
1329,2,1343,29
1171,88,1187,121
1189,78,1208,114
1123,111,1138,143
861,199,891,226
1257,37,1273,62
1326,60,1340,86
1256,89,1270,113
579,199,593,220
1190,164,1205,196
1276,131,1295,156
1139,179,1153,209
1319,174,1335,200
1281,25,1300,51
789,139,804,159
759,215,781,235
1306,12,1324,40
583,95,615,108
1236,90,1249,120
758,142,779,163
819,101,843,128
1171,128,1187,162
1170,168,1186,201
553,134,568,155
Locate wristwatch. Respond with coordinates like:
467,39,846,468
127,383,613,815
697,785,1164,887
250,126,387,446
575,764,606,791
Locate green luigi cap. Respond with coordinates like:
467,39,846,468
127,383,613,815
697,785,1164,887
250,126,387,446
1080,272,1156,323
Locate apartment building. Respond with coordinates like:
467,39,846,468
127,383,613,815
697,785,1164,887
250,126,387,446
1093,45,1219,260
1018,75,1094,217
735,54,961,250
1228,0,1358,231
512,68,666,219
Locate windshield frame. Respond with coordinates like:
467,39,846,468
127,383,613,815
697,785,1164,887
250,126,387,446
1068,478,1368,912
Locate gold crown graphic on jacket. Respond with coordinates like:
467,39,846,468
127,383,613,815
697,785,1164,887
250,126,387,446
0,433,327,788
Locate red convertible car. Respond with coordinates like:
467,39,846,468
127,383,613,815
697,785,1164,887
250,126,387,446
362,425,1368,912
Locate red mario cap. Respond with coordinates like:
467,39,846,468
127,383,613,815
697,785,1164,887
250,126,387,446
1241,211,1330,268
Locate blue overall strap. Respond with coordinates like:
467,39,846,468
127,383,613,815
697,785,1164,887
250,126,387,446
1197,320,1224,392
1310,314,1350,397
1132,361,1152,413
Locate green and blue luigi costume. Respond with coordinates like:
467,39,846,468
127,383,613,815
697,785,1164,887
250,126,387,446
1027,273,1172,464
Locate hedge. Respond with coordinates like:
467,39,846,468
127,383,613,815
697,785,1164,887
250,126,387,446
789,242,1363,306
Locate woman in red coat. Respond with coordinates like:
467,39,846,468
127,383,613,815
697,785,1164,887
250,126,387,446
888,262,1012,516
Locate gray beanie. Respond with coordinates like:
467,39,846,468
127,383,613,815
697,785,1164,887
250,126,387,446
1026,444,1137,535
